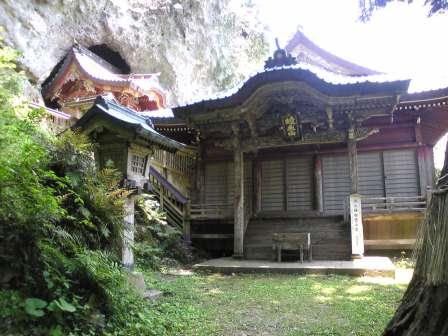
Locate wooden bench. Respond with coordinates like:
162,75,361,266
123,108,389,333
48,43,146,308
272,233,312,263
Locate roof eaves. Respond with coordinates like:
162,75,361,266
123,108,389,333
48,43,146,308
285,30,383,76
78,96,186,151
173,66,410,117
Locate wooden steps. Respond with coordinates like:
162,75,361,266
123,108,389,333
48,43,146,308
244,216,351,260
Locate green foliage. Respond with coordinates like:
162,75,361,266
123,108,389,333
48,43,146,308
0,36,195,335
25,298,48,317
359,0,448,21
134,195,191,270
0,36,138,335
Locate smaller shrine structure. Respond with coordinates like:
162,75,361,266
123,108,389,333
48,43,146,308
41,44,166,120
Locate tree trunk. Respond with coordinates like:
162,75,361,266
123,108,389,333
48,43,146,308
383,143,448,335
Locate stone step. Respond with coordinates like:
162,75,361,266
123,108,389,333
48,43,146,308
244,246,350,261
244,217,351,260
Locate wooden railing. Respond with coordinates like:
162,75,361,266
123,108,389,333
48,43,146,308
244,201,251,233
29,103,74,133
190,203,233,220
149,168,191,240
362,195,427,213
152,148,196,179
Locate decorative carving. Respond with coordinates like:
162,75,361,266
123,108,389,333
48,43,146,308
215,127,378,151
264,39,298,69
245,113,258,138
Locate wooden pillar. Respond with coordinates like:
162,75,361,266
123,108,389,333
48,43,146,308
314,155,323,212
183,200,191,243
196,144,206,204
348,130,363,258
122,195,135,270
426,146,435,187
159,187,164,210
233,146,245,258
417,146,435,194
348,138,359,194
253,157,262,215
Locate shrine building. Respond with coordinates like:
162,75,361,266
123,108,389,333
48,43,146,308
46,32,448,260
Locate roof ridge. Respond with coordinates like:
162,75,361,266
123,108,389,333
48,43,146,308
96,95,154,125
285,30,382,77
73,44,122,74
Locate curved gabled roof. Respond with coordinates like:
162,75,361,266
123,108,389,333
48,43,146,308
173,64,409,117
42,45,167,107
74,95,185,152
286,30,382,77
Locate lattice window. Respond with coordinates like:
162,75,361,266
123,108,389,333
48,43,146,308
131,154,146,175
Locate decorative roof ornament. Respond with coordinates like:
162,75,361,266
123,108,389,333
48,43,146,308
264,38,298,70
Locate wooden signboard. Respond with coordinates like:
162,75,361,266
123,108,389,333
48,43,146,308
349,194,364,256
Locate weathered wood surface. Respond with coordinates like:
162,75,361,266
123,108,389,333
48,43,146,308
348,138,359,194
233,147,244,258
272,232,312,262
363,211,423,250
364,239,415,250
244,216,350,260
322,154,350,213
314,156,324,212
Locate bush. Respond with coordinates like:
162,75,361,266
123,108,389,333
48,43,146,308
134,195,192,270
0,35,135,335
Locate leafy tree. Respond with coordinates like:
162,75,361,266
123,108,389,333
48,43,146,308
359,0,448,21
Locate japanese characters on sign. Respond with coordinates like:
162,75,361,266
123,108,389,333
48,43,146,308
281,113,300,139
349,194,364,255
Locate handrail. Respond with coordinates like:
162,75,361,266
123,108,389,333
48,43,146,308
149,166,188,204
190,202,233,219
361,195,427,212
151,182,184,229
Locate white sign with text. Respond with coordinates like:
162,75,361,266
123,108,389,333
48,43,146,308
349,194,364,256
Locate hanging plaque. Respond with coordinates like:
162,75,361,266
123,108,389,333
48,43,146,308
281,113,300,140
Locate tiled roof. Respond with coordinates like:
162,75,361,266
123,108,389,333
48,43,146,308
173,64,410,116
74,95,185,151
285,30,382,77
42,45,165,99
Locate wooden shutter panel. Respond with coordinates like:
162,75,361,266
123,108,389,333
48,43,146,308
244,160,252,214
286,156,313,211
204,162,227,204
322,155,350,213
383,149,419,197
358,152,384,198
261,159,284,211
226,162,234,206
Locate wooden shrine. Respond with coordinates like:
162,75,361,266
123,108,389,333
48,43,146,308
44,32,448,261
42,44,167,121
170,32,447,260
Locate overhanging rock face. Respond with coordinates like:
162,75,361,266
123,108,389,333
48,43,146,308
0,0,268,105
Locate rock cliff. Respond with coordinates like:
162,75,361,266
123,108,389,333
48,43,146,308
0,0,268,104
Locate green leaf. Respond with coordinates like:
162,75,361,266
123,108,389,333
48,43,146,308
48,297,76,313
49,325,63,336
79,206,92,219
24,298,47,317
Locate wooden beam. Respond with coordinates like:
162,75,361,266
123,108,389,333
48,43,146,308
183,200,191,243
348,133,359,194
314,155,324,212
253,157,262,215
216,127,377,152
233,144,245,258
192,233,233,239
